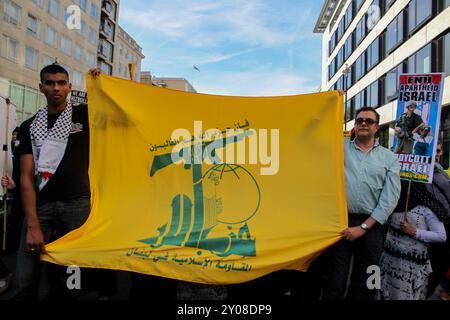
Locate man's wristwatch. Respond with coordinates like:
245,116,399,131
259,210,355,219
360,223,369,231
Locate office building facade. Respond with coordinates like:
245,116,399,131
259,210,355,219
315,0,450,167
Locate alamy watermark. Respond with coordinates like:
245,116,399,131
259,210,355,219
65,5,81,30
168,121,280,176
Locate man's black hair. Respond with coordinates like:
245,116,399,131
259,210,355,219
355,106,380,123
40,63,69,83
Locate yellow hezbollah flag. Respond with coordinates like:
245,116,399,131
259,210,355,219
42,74,347,284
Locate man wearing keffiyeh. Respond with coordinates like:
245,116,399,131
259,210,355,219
9,64,115,300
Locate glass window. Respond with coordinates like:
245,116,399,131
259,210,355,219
89,27,97,45
42,55,55,67
354,0,364,13
99,39,113,61
355,54,366,81
100,61,112,75
386,12,404,53
0,35,18,61
45,25,57,47
355,16,366,45
344,34,353,60
329,31,336,55
73,71,83,87
86,52,95,68
345,98,355,122
103,0,116,20
24,89,38,113
367,38,380,70
328,58,336,80
61,35,71,55
27,14,39,38
345,3,353,30
337,19,345,42
367,81,379,108
101,18,115,40
385,63,403,102
32,0,43,7
48,0,59,18
90,3,99,20
337,47,344,69
74,43,83,61
354,90,366,111
408,44,431,73
3,0,21,26
25,46,38,70
10,83,24,109
408,0,432,34
79,0,87,12
77,19,86,37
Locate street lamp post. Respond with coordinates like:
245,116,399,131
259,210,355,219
342,63,351,131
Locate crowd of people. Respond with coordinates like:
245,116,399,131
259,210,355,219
0,64,449,300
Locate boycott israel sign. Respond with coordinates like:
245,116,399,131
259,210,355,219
393,73,444,183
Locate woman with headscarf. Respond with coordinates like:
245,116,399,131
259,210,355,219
380,180,448,300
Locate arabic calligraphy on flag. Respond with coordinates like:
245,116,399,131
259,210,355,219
41,74,347,284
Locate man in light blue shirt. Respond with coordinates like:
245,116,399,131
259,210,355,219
322,106,401,300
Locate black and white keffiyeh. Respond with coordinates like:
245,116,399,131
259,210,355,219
30,104,73,191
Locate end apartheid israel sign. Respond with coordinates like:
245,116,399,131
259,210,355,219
393,73,444,184
41,74,347,284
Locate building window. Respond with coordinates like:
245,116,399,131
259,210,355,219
78,0,87,12
384,0,396,10
25,46,38,70
385,63,404,103
344,33,353,60
354,90,366,111
444,32,450,76
408,44,431,73
100,61,112,75
73,70,83,87
337,47,344,69
90,3,99,20
103,0,116,20
61,35,71,55
386,12,404,54
367,38,380,71
32,0,43,7
344,65,353,89
86,52,95,68
101,18,115,40
345,98,355,122
354,0,364,13
48,0,59,18
337,19,345,42
345,3,353,30
328,58,336,80
329,31,336,56
45,25,57,47
355,16,366,46
77,19,86,37
355,53,366,81
3,0,21,26
99,39,113,61
74,43,83,61
408,0,432,35
366,81,379,108
0,34,18,61
42,55,55,67
89,27,97,45
27,14,40,38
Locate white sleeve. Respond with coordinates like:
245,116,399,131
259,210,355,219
415,207,447,243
